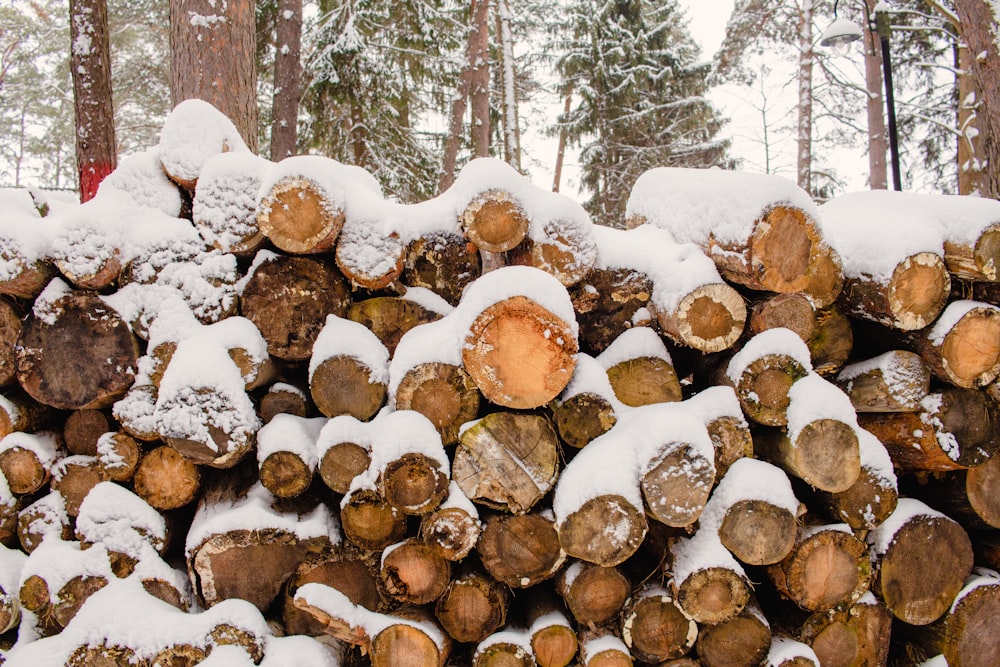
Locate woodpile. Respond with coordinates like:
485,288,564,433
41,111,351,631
0,101,999,666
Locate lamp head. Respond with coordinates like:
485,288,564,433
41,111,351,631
820,17,864,56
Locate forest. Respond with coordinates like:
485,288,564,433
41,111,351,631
3,0,1000,224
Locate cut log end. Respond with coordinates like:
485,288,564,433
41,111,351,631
675,566,751,625
669,283,747,353
311,356,387,421
257,177,345,254
461,190,530,253
381,453,449,515
622,592,698,663
462,295,578,409
552,392,617,449
695,608,772,667
719,498,798,566
748,206,838,301
641,444,715,528
394,362,480,446
888,252,951,330
133,445,202,511
770,529,870,612
944,581,1000,667
435,572,508,644
938,305,1000,388
736,357,809,427
606,357,682,407
341,490,408,552
319,442,371,495
558,495,647,568
259,450,313,499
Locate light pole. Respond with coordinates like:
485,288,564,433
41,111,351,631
819,1,902,190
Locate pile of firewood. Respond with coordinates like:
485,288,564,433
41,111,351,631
0,99,999,667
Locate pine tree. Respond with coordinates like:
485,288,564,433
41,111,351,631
556,0,730,227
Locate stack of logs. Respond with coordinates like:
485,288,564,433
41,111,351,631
0,100,999,667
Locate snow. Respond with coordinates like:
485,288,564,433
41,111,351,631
685,385,747,425
670,527,747,588
257,154,382,223
0,431,60,469
0,544,27,597
192,152,271,252
766,636,819,666
388,317,465,399
75,482,167,557
559,353,626,411
255,414,326,468
438,481,479,519
18,537,114,605
185,482,338,557
308,314,390,385
17,492,69,547
785,372,859,440
699,458,799,532
596,325,672,370
856,428,897,488
475,628,533,659
868,497,949,556
316,414,372,459
726,327,813,383
97,149,183,217
819,191,948,283
158,98,250,185
581,632,630,662
625,167,820,246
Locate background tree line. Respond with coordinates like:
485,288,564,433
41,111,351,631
2,0,1000,226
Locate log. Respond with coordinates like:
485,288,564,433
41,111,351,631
806,304,854,377
724,328,812,426
669,530,751,625
18,538,113,635
93,431,142,483
704,458,800,567
380,538,452,606
0,298,22,387
856,387,1000,471
683,386,753,478
942,217,1000,281
766,524,871,613
507,213,598,287
16,287,139,410
868,498,974,625
419,482,482,562
626,169,843,308
256,415,325,500
192,151,270,256
579,630,634,667
905,569,1000,667
556,560,631,628
598,328,682,407
256,157,371,255
61,409,108,458
799,593,893,667
348,294,444,356
49,211,124,291
394,361,481,446
907,300,1000,388
259,382,310,424
453,411,560,515
0,216,57,299
753,373,861,493
435,566,509,644
239,252,351,361
50,455,103,517
477,512,565,589
133,445,202,511
281,545,381,637
460,189,530,253
569,267,654,355
835,350,931,412
917,454,1000,529
474,628,535,667
0,431,59,495
316,417,371,498
335,217,407,290
340,488,408,552
524,588,578,667
16,491,71,554
815,428,898,531
838,252,951,331
694,602,772,667
402,231,482,307
112,382,160,442
749,292,816,342
764,637,820,667
309,314,389,420
620,585,698,663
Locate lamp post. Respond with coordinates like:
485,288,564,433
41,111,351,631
820,1,902,191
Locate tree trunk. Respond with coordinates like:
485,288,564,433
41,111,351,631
957,42,987,195
796,0,813,194
496,0,519,170
954,0,1000,198
170,0,258,151
553,87,573,193
469,0,491,158
864,0,888,190
69,0,117,203
270,0,301,161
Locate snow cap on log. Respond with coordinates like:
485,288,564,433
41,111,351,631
158,99,251,189
193,151,272,254
309,314,390,387
75,481,167,557
457,265,578,409
388,316,463,399
0,189,57,299
97,148,183,218
836,350,931,412
592,224,746,352
765,636,820,666
256,414,325,473
309,314,389,420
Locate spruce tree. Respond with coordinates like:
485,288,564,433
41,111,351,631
555,0,730,227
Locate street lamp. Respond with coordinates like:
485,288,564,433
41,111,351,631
819,1,902,191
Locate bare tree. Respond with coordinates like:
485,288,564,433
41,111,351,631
69,0,116,202
270,0,302,161
169,0,257,151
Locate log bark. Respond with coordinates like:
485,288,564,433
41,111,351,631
462,295,578,409
857,387,1000,471
402,231,482,307
281,546,381,637
694,603,772,667
239,254,351,361
837,252,951,330
16,290,139,410
453,412,560,515
394,362,481,446
870,500,974,625
348,296,442,356
461,190,530,253
556,560,630,628
906,301,1000,388
477,512,565,589
380,538,451,606
620,585,697,663
800,595,892,667
435,567,508,644
766,525,871,613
